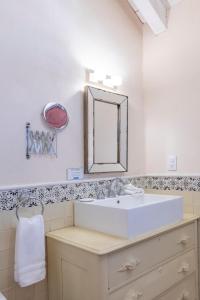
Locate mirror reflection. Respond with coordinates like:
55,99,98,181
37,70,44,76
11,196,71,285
94,100,118,164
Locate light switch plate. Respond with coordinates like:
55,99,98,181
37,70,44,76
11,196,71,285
167,155,177,171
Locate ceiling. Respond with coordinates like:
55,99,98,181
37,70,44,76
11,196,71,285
128,0,183,34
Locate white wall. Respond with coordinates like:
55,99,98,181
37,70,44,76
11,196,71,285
143,0,200,174
0,0,144,186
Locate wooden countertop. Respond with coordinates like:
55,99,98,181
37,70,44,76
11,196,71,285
46,214,198,255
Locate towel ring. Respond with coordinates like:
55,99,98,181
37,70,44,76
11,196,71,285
16,199,44,221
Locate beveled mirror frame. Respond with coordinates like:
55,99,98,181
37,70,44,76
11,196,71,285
84,86,128,174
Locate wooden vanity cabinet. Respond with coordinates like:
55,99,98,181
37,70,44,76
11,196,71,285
47,216,199,300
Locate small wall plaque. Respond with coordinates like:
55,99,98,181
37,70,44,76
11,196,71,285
67,168,84,180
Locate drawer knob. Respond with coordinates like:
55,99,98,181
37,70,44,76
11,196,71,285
118,259,141,272
131,291,143,299
178,291,189,300
178,236,189,246
178,263,190,274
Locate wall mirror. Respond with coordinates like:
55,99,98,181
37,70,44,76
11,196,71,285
84,86,128,173
42,103,69,130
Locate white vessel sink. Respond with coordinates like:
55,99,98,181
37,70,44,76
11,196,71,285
74,194,183,239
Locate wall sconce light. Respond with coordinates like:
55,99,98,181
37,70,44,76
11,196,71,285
89,70,105,83
103,75,122,88
88,70,122,89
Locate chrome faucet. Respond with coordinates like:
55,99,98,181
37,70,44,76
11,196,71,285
116,177,125,195
108,180,117,198
108,177,125,198
95,187,105,199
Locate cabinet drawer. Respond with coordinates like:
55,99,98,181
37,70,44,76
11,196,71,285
109,250,195,300
158,274,196,300
108,223,195,289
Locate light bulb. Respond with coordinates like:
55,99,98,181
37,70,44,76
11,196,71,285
89,70,105,83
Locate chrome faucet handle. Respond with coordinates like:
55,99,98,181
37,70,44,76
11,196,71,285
108,180,117,198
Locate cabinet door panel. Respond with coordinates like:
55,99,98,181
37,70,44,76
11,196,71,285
62,259,89,300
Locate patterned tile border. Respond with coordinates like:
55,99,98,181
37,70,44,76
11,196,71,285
131,176,200,192
0,177,132,211
1,176,200,211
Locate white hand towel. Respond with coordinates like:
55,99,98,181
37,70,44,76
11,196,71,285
0,292,7,300
14,215,46,287
124,184,144,195
124,189,144,195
